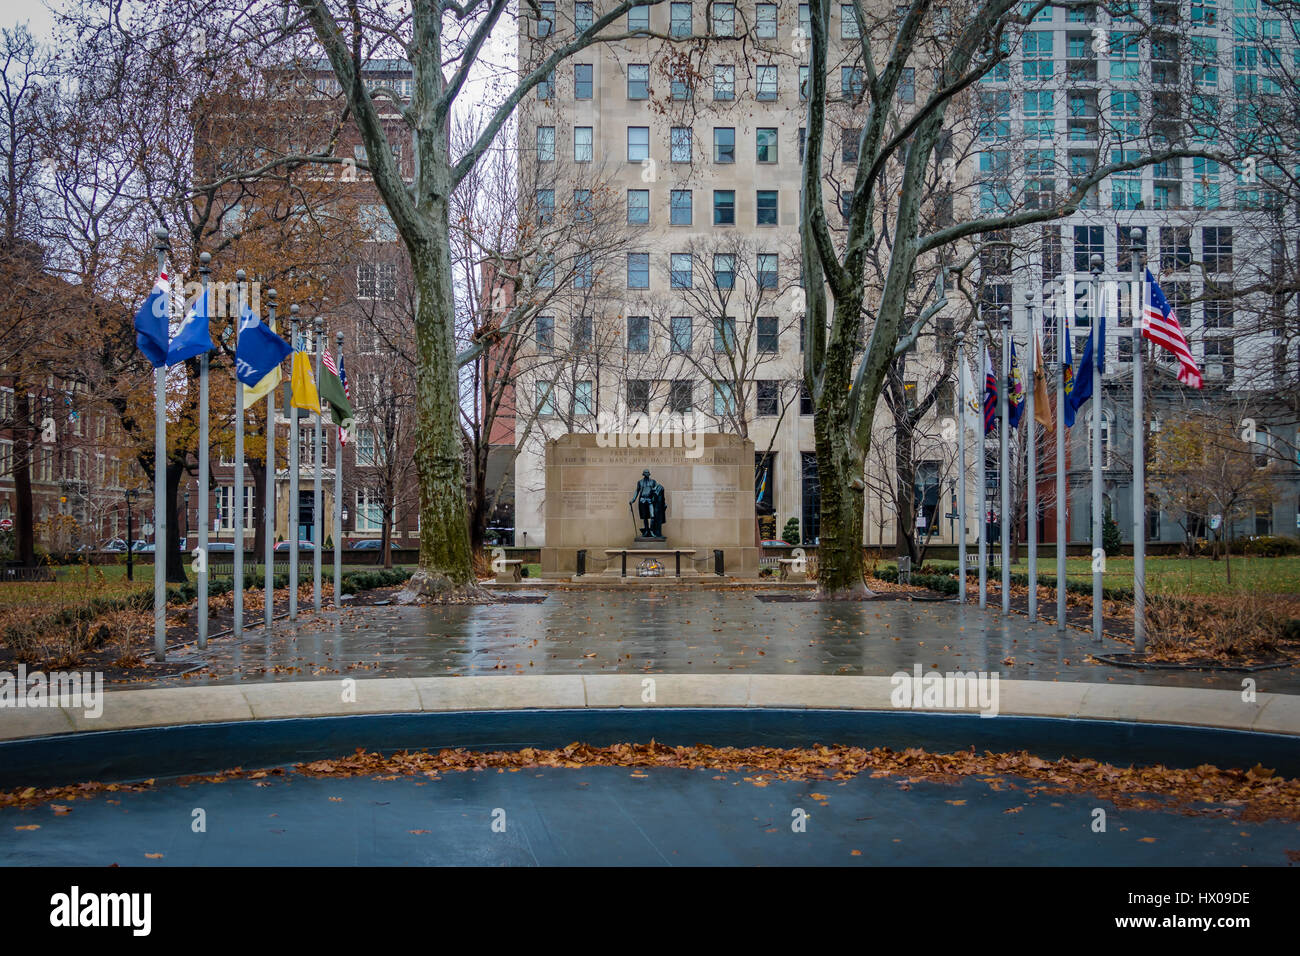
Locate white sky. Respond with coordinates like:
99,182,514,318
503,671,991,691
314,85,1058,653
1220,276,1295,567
1,0,58,38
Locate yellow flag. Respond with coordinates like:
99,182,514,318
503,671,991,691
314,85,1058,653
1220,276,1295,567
1033,330,1053,430
290,350,320,413
243,319,283,405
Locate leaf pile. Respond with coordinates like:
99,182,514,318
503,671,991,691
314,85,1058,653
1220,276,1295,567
4,743,1298,821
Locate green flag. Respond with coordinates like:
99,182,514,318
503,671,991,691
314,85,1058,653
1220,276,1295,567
319,350,353,427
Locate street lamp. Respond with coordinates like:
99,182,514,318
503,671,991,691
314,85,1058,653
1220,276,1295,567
123,487,139,581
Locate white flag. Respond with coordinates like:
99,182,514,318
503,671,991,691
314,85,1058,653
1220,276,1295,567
961,356,982,436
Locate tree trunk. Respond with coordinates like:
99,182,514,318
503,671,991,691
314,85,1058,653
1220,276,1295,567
12,388,35,567
814,310,870,597
894,420,918,564
406,206,476,596
249,455,267,559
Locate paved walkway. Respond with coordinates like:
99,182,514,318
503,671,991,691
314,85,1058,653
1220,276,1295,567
152,590,1300,694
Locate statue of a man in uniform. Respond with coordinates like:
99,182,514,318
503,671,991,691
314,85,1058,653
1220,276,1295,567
630,469,667,538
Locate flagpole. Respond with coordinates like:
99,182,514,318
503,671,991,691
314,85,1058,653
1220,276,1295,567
1055,277,1067,631
288,305,300,621
1130,228,1146,654
1090,253,1104,643
955,330,968,605
265,288,278,631
313,316,323,612
976,318,987,609
334,330,344,609
1024,289,1038,623
197,252,211,649
152,226,168,661
233,269,246,640
999,304,1010,616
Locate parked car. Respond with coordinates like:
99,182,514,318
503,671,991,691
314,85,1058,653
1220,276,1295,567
101,538,129,553
136,543,155,553
206,542,236,552
274,540,317,552
350,538,399,550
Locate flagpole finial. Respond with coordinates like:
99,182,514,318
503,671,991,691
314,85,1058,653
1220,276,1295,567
336,330,344,346
289,303,299,320
268,287,277,303
1129,227,1143,243
198,252,211,274
152,226,168,248
1089,253,1103,275
999,304,1010,327
313,316,323,332
236,269,247,283
955,330,965,345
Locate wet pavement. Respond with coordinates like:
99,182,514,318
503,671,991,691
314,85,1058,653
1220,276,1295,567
150,590,1300,694
4,764,1295,866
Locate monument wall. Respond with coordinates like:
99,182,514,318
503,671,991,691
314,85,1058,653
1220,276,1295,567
541,433,759,578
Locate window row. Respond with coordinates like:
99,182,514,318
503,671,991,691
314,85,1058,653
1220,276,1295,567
534,3,862,41
535,378,815,418
535,125,791,165
536,312,785,354
535,62,912,103
535,188,783,227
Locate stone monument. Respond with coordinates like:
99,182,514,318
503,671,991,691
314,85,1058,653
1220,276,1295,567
539,433,758,578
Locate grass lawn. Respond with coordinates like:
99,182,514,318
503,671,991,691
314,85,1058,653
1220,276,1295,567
928,555,1300,596
0,563,151,611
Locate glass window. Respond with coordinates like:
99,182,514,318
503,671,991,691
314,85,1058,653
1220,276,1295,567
1023,31,1053,78
627,253,649,289
756,127,778,163
671,2,692,36
574,253,593,287
713,189,735,225
575,63,593,99
671,64,692,100
1073,225,1105,273
575,1,593,31
628,64,650,99
627,189,650,224
757,3,777,37
714,65,735,100
627,126,650,162
1203,226,1233,272
628,316,650,352
574,126,593,162
669,379,693,413
712,2,735,36
757,253,778,288
757,380,779,415
536,126,555,161
713,315,736,352
628,380,650,414
758,316,779,352
536,315,554,351
757,65,778,101
538,69,555,99
572,315,593,350
536,189,554,225
713,127,735,162
670,253,693,288
536,382,556,416
841,3,860,39
573,188,592,221
713,254,735,289
756,190,779,225
671,126,692,163
1024,90,1053,138
898,67,915,103
842,66,864,99
841,127,860,163
670,189,692,225
629,5,650,32
713,382,736,415
537,1,555,36
573,380,594,416
799,65,809,100
671,316,692,353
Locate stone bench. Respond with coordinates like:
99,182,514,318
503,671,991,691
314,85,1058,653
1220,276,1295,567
494,559,523,584
777,557,807,582
603,548,696,578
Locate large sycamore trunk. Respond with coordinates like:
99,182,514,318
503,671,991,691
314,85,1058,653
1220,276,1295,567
406,203,477,596
813,303,871,598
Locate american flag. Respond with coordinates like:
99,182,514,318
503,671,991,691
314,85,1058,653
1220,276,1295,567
322,346,349,445
1142,268,1203,389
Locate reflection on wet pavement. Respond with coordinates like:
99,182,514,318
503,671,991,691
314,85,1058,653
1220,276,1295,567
147,590,1300,693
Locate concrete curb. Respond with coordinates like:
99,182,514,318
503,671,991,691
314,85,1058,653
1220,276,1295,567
1,674,1294,741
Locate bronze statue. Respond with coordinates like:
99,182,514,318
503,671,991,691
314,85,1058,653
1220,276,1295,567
630,469,667,538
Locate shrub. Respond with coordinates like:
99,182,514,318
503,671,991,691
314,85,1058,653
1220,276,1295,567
1102,515,1122,556
1241,535,1300,558
781,517,800,546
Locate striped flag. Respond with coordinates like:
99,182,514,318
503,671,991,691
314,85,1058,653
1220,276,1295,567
338,351,351,447
320,347,354,444
1143,269,1202,389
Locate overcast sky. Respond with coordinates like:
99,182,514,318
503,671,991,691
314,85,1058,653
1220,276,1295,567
1,0,57,37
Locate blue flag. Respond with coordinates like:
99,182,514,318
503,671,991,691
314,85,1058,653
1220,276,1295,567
234,303,292,387
166,288,215,366
133,273,171,368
